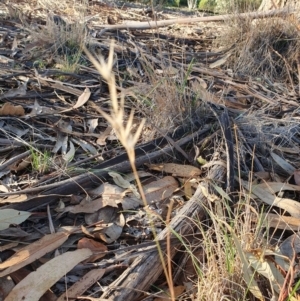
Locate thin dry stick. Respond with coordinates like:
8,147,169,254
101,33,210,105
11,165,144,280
96,8,290,31
270,47,295,94
166,199,175,301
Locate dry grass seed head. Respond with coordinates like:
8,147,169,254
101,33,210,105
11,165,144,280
84,42,146,155
218,15,300,83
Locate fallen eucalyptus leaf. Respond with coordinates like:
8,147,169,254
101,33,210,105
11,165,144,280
0,209,31,231
73,87,91,109
4,248,92,301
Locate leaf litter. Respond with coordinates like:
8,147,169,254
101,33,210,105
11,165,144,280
0,0,300,300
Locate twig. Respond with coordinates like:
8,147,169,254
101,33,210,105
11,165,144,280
95,8,290,31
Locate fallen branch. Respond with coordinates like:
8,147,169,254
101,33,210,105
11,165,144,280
96,8,290,31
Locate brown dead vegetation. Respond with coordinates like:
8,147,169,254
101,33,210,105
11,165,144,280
220,14,300,84
0,0,300,300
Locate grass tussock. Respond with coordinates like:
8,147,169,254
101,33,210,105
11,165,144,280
21,0,89,72
191,197,262,301
195,229,246,300
126,54,201,135
218,15,300,83
36,0,88,19
31,14,87,56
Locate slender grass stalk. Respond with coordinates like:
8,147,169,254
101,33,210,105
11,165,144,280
83,41,176,300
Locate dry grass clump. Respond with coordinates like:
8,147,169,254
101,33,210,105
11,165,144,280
235,113,300,175
218,15,300,84
126,55,201,136
39,14,87,54
36,0,88,19
195,227,246,300
20,0,89,70
193,197,268,301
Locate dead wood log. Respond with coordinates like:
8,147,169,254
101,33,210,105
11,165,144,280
96,8,290,31
100,162,226,301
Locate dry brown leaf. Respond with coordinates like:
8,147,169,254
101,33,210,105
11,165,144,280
262,213,300,230
0,185,8,193
73,87,91,109
64,197,116,214
0,103,25,116
9,155,32,172
85,207,125,244
10,267,57,301
243,181,300,218
4,248,92,301
0,231,70,277
87,118,98,133
256,182,300,193
146,163,201,177
144,176,179,204
209,52,231,69
96,125,112,146
78,238,107,252
77,237,107,261
271,152,295,175
183,180,193,199
57,269,105,301
89,183,124,206
246,253,284,295
1,194,28,203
